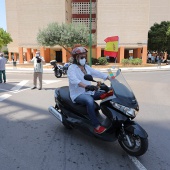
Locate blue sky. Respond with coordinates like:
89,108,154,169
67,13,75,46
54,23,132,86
0,0,6,30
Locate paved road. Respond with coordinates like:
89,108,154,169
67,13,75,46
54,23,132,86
5,63,170,73
0,71,170,170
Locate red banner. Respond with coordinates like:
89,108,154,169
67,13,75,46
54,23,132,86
104,36,119,58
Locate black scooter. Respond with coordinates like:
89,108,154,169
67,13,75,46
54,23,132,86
50,60,70,78
48,67,148,156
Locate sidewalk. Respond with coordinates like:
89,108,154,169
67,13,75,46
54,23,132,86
98,64,170,73
5,62,170,73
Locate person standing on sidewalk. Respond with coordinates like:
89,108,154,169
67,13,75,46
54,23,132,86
30,51,45,90
157,54,162,68
0,53,7,83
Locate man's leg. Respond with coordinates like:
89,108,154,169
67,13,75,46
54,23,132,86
75,94,100,128
2,70,6,82
33,72,38,87
0,70,2,83
38,72,42,89
92,91,105,100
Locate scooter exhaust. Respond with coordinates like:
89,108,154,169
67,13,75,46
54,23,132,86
48,106,63,122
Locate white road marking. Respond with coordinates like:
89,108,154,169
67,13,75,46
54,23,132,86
11,88,31,94
0,88,11,92
0,80,62,100
0,94,12,102
43,80,62,84
0,80,147,170
10,80,29,92
11,80,62,93
128,155,147,170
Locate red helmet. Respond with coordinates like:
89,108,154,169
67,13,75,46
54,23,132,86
72,47,88,57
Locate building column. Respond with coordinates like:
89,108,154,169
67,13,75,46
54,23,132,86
19,47,24,64
8,52,12,61
66,48,72,62
142,46,147,64
40,47,46,62
134,48,142,59
62,48,67,63
164,52,167,60
96,46,101,59
117,47,124,63
33,49,37,57
27,48,32,61
45,48,50,63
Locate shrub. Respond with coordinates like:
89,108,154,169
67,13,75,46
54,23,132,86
98,57,108,65
131,58,142,65
2,50,8,55
121,59,130,66
91,57,99,65
121,58,142,65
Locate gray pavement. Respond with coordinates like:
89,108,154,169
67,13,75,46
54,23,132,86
5,63,170,73
99,64,170,72
1,66,170,170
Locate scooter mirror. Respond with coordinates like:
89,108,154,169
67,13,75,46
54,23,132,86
116,69,121,77
84,74,96,82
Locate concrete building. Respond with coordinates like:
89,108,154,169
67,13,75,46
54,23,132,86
5,0,170,64
5,0,72,63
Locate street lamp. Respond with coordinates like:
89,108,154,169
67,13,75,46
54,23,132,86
89,0,92,66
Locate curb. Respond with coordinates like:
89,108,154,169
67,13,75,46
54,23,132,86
6,65,170,74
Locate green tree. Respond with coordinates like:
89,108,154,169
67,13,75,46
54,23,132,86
167,26,170,36
37,22,94,54
148,21,170,53
0,28,13,50
166,26,170,54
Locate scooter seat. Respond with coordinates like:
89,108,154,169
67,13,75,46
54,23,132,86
56,86,100,115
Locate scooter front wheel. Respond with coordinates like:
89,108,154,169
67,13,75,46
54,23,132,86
118,132,148,156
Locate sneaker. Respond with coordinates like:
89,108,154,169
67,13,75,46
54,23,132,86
94,126,107,134
4,81,6,83
31,87,37,90
38,88,42,90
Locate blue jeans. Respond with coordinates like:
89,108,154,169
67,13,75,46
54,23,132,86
74,91,105,128
0,70,6,83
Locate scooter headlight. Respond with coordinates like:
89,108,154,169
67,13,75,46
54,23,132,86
110,101,137,118
126,108,137,117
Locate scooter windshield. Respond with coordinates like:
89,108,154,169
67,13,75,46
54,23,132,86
108,67,138,108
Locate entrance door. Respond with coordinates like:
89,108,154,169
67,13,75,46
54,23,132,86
101,49,104,57
55,51,62,62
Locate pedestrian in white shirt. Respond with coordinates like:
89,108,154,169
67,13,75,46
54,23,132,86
30,51,45,90
67,47,110,134
0,53,7,83
151,55,155,63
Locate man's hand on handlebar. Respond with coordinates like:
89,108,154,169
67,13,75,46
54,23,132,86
85,85,98,91
100,83,110,92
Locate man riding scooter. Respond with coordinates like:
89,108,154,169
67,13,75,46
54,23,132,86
67,47,110,134
49,48,148,156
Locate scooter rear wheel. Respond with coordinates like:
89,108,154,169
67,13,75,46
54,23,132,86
62,122,73,129
118,132,148,156
55,70,62,78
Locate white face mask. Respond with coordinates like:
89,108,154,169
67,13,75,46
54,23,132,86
79,58,86,66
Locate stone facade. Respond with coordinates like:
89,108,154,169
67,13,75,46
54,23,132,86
5,0,170,64
149,0,170,27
